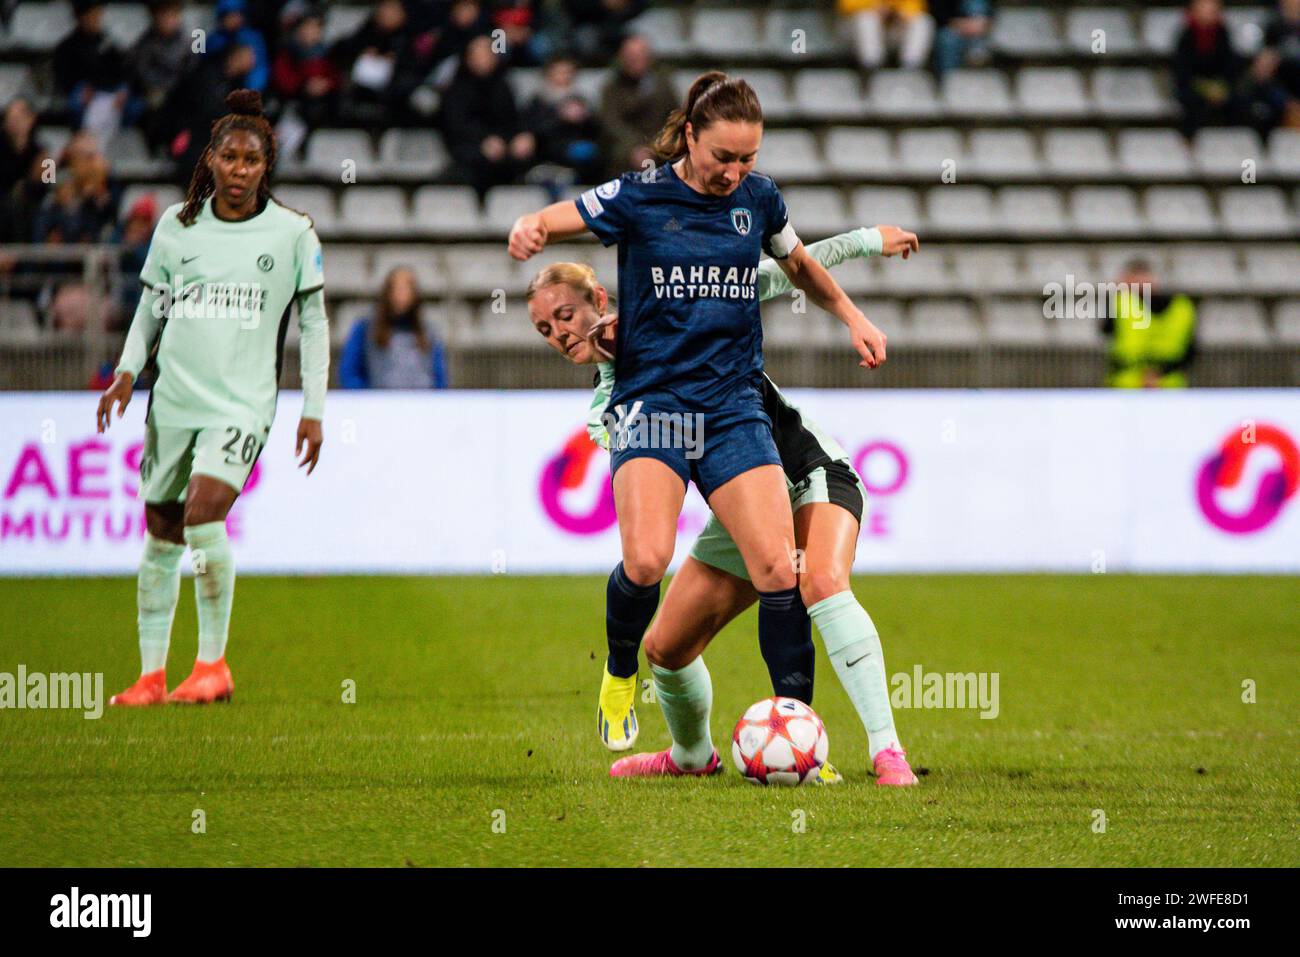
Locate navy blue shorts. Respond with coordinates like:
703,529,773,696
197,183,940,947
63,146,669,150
608,410,782,501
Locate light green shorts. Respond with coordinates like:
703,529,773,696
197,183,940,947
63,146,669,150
688,460,868,582
140,414,269,503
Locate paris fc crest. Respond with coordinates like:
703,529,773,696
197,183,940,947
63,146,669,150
730,208,752,235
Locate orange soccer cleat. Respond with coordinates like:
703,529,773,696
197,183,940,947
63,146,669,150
109,669,168,707
167,657,234,704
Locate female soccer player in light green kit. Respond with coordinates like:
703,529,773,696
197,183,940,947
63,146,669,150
527,223,921,785
95,90,330,706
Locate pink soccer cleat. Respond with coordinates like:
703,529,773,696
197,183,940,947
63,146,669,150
873,746,919,787
610,748,724,778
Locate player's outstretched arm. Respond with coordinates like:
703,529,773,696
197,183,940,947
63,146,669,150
507,201,588,261
757,226,918,301
776,243,887,369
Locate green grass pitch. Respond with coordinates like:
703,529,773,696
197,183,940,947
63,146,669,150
1,575,1296,867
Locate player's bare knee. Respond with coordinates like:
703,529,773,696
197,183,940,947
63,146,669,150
622,547,670,586
144,505,184,544
799,570,848,608
749,552,797,592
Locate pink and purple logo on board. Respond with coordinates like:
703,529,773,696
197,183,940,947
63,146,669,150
1195,424,1298,535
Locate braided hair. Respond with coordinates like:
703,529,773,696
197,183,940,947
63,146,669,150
177,89,277,227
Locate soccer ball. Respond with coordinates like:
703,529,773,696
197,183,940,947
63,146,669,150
731,696,829,786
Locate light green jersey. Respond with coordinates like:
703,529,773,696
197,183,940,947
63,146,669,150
586,227,881,449
117,194,329,430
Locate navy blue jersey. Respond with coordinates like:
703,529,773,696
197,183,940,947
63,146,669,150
574,162,800,425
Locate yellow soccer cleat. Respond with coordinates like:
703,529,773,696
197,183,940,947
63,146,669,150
813,761,843,785
597,664,639,752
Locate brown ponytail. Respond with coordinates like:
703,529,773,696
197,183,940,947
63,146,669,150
650,71,763,163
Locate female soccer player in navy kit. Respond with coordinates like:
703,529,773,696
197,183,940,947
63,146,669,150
508,72,888,775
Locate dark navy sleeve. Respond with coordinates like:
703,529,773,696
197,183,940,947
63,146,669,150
574,173,639,247
759,176,800,260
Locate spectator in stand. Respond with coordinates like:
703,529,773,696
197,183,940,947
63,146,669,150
159,43,259,183
557,0,647,62
1251,0,1300,129
1102,259,1198,389
597,33,677,178
0,97,41,195
930,0,992,76
53,0,138,142
1172,0,1250,135
839,0,935,70
272,4,342,130
340,266,449,389
0,124,50,250
207,0,271,93
331,0,434,123
33,132,119,245
111,194,157,326
440,33,536,197
523,54,603,184
493,0,543,68
131,0,192,153
429,0,492,70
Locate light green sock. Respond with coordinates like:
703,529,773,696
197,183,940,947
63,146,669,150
184,521,235,664
652,657,714,770
137,533,185,674
808,590,901,760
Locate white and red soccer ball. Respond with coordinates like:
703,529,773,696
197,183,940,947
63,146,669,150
731,696,829,786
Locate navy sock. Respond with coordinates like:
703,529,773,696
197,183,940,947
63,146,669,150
605,562,660,678
757,586,815,704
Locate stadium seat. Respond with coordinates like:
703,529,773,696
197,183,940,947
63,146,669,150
273,185,337,236
627,8,692,57
896,128,963,179
825,128,896,178
328,300,373,347
1065,7,1140,55
999,187,1069,236
1023,246,1096,292
1015,67,1090,118
103,4,150,47
792,69,868,119
692,9,763,57
377,130,448,180
783,186,852,238
0,299,40,339
1168,244,1243,295
412,186,483,238
952,247,1023,294
870,71,940,117
371,246,446,293
1093,68,1170,119
1051,312,1106,347
969,129,1041,179
474,300,549,347
338,187,409,236
37,126,73,160
927,186,996,236
904,300,982,346
1094,244,1169,283
443,245,522,296
1197,299,1271,346
984,300,1053,345
754,129,825,181
822,257,876,296
1118,129,1193,178
1141,7,1185,55
1043,128,1117,179
1222,7,1272,55
323,5,371,48
941,70,1014,118
991,8,1064,57
1143,186,1218,237
1218,186,1293,237
1242,245,1300,294
1193,128,1264,179
1273,301,1300,344
877,247,955,293
853,299,906,339
1069,187,1143,238
1268,128,1300,177
851,187,922,229
761,302,840,346
305,129,376,180
572,69,608,106
320,246,371,297
483,186,550,233
1,3,72,52
763,7,850,59
105,128,169,179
